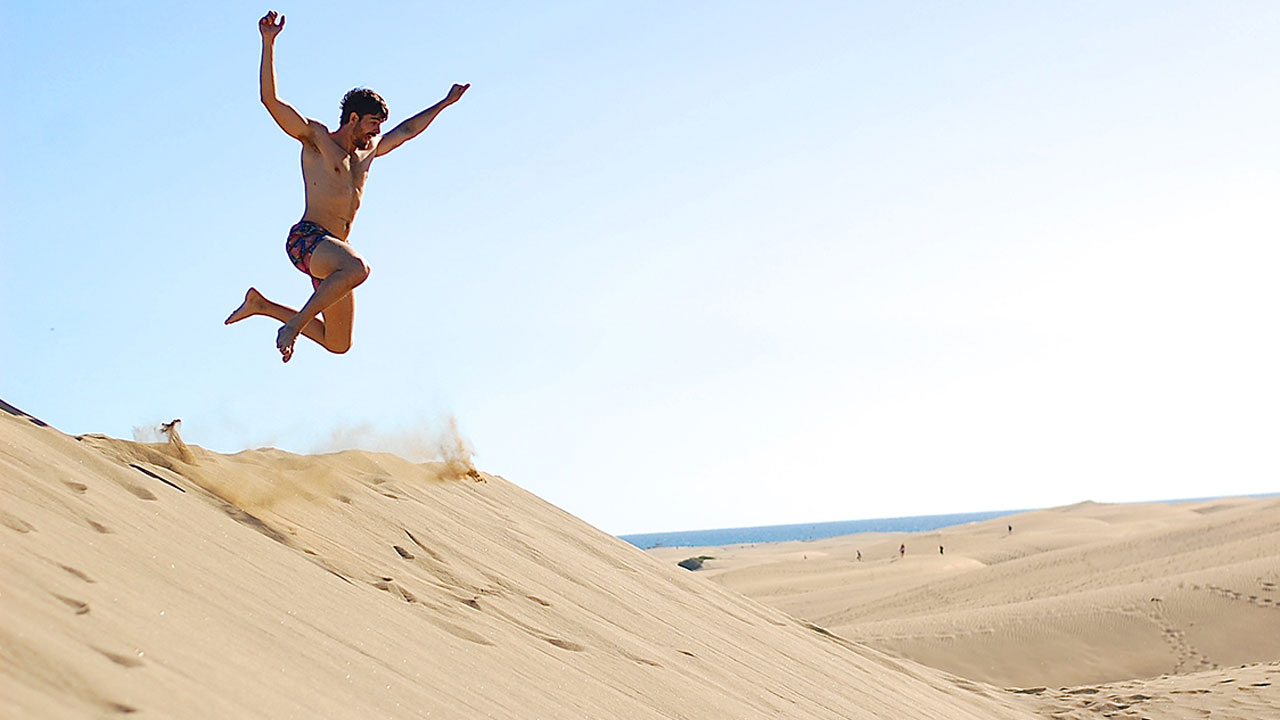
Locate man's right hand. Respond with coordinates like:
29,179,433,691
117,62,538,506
259,10,285,39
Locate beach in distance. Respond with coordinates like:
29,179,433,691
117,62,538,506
648,494,1280,718
622,508,1023,549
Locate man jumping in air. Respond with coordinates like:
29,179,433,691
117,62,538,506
226,10,469,362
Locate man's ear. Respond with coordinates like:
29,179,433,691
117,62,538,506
345,111,359,127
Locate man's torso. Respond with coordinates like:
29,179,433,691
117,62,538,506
299,129,377,239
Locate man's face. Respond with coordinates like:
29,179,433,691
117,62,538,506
353,113,384,150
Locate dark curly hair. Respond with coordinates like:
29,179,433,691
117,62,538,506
339,88,388,126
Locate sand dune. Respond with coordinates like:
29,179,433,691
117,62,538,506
0,401,1037,719
650,496,1280,718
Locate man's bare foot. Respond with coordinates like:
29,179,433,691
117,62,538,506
276,322,300,363
225,288,266,325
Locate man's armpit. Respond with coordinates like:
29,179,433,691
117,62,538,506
298,118,328,147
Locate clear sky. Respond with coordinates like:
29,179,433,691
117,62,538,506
4,2,1278,535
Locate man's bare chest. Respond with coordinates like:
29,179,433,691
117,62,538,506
302,142,372,188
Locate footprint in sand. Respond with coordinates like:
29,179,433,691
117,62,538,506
427,618,493,646
60,564,95,583
372,579,418,604
94,647,144,668
543,637,585,652
0,509,35,533
53,594,90,615
404,530,446,562
221,505,291,546
621,650,661,667
124,484,157,501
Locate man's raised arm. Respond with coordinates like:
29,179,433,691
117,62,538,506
375,84,470,157
258,11,314,142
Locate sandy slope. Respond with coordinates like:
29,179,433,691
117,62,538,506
0,401,1036,720
649,496,1280,718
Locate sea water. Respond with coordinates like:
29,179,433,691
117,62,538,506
619,509,1022,550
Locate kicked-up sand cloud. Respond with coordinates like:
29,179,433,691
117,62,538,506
313,414,481,482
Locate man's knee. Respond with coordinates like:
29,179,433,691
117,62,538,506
329,337,353,354
349,257,371,287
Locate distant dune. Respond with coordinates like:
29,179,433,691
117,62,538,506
1,400,1040,719
650,495,1280,719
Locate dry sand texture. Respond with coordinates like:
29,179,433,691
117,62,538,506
651,496,1280,719
0,400,1038,720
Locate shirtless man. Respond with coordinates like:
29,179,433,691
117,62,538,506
225,10,469,362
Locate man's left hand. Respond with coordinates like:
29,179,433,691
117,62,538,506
446,83,471,104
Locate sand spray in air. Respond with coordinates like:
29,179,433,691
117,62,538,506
132,418,196,464
159,419,196,464
316,414,481,482
131,424,164,443
124,414,481,513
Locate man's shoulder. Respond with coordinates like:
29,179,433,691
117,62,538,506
307,118,334,134
298,120,338,151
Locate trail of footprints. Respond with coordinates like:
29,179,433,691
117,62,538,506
1137,578,1280,677
1188,580,1280,610
1143,598,1215,675
1016,580,1280,718
7,461,169,715
10,449,671,713
366,529,595,655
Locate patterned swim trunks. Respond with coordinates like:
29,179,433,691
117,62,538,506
285,220,334,280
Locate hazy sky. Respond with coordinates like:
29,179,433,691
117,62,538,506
4,2,1278,535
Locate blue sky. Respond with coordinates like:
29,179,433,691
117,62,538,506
4,2,1278,534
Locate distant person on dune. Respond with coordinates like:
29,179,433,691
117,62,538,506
225,10,469,362
899,543,905,559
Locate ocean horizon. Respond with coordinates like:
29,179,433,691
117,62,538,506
619,492,1280,550
619,509,1022,550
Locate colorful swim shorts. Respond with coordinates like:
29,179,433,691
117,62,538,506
285,220,333,278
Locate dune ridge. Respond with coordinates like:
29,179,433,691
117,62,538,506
0,402,1036,719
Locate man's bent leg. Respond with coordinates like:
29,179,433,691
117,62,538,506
315,290,355,353
277,239,370,361
226,287,334,347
